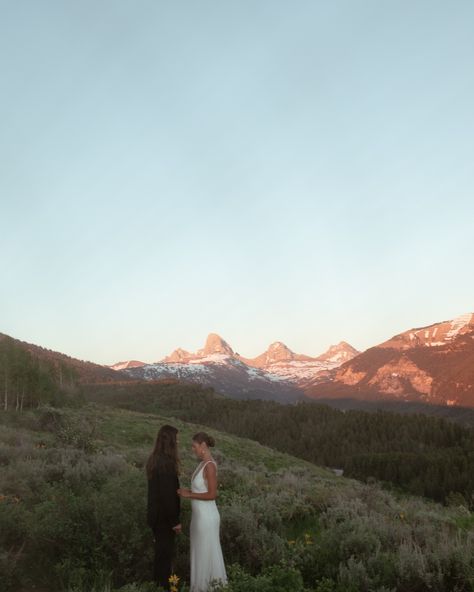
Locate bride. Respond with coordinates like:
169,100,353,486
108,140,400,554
177,432,227,592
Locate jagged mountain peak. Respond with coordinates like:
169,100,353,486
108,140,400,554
162,347,193,363
267,341,295,358
269,341,290,348
198,333,235,357
325,341,359,353
109,332,359,392
316,341,360,363
336,340,357,349
239,340,313,368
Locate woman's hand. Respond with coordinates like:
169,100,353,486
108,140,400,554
177,488,192,498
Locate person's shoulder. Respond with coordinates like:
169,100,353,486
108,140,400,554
204,460,217,473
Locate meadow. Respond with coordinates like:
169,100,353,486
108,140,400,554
1,396,474,592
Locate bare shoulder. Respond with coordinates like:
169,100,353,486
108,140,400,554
204,460,217,475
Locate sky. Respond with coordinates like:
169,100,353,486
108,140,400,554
1,1,474,365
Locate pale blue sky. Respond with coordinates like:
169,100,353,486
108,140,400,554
1,1,473,365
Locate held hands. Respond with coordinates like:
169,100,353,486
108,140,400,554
153,523,182,541
177,487,192,498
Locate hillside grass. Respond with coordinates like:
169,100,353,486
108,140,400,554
1,401,474,592
81,381,474,507
93,403,335,475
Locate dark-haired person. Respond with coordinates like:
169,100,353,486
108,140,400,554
146,424,182,590
177,432,227,592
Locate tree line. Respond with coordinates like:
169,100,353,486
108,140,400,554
0,335,79,410
83,380,474,506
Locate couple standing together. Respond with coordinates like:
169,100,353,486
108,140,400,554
146,425,227,591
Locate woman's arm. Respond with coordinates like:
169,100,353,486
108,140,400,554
178,462,218,500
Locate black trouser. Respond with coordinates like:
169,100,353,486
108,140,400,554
153,525,176,589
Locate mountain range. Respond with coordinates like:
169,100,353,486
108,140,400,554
110,312,474,407
2,311,473,407
110,334,359,402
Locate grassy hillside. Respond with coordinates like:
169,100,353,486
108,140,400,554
82,381,474,506
1,400,474,592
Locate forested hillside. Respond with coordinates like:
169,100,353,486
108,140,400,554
2,400,474,592
83,381,474,506
0,334,80,410
0,333,130,404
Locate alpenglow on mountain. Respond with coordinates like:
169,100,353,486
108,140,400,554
306,313,474,407
2,312,473,407
109,333,359,401
110,313,474,407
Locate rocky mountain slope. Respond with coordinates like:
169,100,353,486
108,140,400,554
306,313,474,407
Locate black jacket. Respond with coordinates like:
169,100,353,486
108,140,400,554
147,458,180,531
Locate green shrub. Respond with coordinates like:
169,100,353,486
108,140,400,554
2,403,474,592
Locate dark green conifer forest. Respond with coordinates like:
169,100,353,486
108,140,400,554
83,381,474,506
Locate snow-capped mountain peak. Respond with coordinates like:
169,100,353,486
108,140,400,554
380,312,474,350
237,339,359,386
317,341,360,364
266,341,295,361
446,313,474,340
109,333,359,396
162,347,193,363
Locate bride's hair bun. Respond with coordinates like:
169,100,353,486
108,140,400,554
193,431,215,448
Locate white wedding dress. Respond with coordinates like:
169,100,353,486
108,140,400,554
190,459,227,592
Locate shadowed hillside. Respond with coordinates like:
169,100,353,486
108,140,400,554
0,332,132,394
82,381,474,507
2,400,474,592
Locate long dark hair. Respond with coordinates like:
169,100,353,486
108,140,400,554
146,424,179,479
